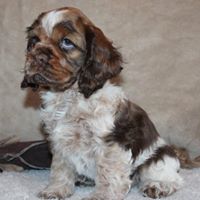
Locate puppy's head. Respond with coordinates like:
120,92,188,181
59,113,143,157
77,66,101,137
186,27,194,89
21,7,123,97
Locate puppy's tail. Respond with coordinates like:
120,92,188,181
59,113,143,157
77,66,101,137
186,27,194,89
172,145,200,169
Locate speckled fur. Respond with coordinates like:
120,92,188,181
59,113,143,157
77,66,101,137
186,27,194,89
39,81,183,200
21,7,183,200
40,82,132,200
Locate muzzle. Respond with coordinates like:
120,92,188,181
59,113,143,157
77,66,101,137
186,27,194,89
21,74,48,91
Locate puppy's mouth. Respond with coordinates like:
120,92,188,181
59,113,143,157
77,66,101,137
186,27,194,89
21,74,48,91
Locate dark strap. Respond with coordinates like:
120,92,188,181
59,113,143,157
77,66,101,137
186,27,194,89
0,140,52,170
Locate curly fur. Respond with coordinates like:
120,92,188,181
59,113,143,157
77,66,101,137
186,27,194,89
21,7,183,200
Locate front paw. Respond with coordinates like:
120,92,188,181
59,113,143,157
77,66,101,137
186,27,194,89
38,184,74,199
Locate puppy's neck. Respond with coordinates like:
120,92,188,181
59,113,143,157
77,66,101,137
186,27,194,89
40,80,125,109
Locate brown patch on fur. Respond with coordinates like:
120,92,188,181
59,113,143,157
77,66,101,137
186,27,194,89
143,186,157,198
23,88,41,109
105,100,159,158
52,20,85,53
143,145,176,166
143,185,172,199
78,25,123,98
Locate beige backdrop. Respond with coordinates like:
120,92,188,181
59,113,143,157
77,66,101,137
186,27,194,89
0,0,200,156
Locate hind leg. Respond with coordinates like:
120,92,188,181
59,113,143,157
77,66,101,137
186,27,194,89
139,155,183,199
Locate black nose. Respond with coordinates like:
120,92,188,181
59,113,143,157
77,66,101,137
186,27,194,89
21,77,29,88
20,75,39,91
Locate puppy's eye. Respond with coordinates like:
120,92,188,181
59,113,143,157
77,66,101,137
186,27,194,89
60,38,74,51
27,36,40,51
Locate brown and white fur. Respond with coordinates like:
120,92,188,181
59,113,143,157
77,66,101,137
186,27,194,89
21,7,183,200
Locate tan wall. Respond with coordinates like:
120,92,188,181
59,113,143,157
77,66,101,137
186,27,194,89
0,0,200,156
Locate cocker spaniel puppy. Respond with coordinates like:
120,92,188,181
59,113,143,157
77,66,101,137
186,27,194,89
21,7,183,200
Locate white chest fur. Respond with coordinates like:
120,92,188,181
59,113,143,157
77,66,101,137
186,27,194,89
40,82,126,178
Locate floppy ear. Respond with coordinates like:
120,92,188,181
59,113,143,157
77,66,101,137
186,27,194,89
78,25,123,98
